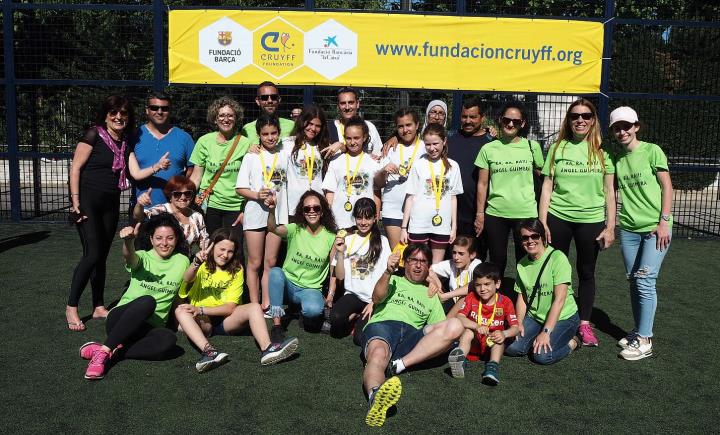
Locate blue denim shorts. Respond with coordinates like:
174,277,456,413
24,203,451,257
361,320,427,361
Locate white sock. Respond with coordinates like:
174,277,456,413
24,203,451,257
393,359,406,374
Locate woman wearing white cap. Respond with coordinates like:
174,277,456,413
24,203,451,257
609,106,673,361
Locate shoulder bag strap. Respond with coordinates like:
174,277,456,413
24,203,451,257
196,134,242,204
526,249,556,309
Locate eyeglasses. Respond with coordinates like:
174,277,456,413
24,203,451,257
500,116,523,126
568,112,594,121
171,190,194,199
612,121,635,133
406,257,429,266
428,110,446,117
303,205,322,214
108,109,129,117
148,105,170,112
258,94,279,102
520,233,542,242
217,114,235,120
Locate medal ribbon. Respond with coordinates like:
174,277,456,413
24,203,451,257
347,232,371,257
260,150,279,189
399,137,421,174
303,143,316,185
345,152,365,200
428,160,446,215
338,121,346,144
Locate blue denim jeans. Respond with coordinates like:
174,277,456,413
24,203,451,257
505,313,580,365
267,267,325,320
620,229,671,338
360,320,426,361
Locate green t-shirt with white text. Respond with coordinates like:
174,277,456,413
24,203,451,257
189,132,250,211
514,247,577,323
367,275,446,329
281,223,335,289
474,138,544,218
613,141,672,232
115,250,190,327
541,140,614,223
242,117,296,146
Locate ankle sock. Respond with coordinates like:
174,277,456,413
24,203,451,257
392,359,406,374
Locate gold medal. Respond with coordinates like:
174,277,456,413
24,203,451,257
486,336,495,347
337,229,348,238
432,214,442,226
344,201,353,212
398,166,407,177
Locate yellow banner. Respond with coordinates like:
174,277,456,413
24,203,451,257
169,10,604,93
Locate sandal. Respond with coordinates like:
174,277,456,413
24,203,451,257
67,321,86,332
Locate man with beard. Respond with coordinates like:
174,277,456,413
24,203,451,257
241,81,296,145
360,243,463,427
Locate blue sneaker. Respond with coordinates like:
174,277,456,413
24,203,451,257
482,361,500,386
365,376,402,427
261,337,299,366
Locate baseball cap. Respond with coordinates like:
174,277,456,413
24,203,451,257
609,106,639,127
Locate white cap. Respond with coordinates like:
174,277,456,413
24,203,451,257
609,106,639,126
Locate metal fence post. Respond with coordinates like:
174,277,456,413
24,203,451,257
598,0,616,129
153,0,165,91
304,0,315,105
450,0,467,132
4,2,21,222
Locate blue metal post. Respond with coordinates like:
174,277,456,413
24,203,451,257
598,0,616,129
153,0,165,91
4,2,22,222
304,0,315,105
451,0,467,132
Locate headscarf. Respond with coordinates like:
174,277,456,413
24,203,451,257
422,100,448,130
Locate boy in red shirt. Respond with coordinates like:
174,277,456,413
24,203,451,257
449,262,519,385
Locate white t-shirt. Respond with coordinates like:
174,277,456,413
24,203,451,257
405,156,463,235
431,258,483,292
235,148,289,230
321,152,381,229
332,233,391,303
333,119,383,157
380,138,426,220
282,136,324,216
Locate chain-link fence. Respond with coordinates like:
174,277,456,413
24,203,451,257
2,1,719,237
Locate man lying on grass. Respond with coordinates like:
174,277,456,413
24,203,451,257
361,243,464,427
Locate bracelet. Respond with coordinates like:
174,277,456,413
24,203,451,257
70,193,79,196
152,165,159,174
401,226,407,230
200,307,205,316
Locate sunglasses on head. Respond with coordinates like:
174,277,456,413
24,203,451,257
500,116,523,126
148,105,170,112
520,233,542,242
171,190,194,199
258,94,279,102
568,112,594,121
108,109,129,117
303,205,322,214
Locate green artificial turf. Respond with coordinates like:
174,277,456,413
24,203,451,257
1,224,718,434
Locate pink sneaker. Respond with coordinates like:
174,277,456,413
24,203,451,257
578,324,599,347
84,348,112,380
79,342,102,360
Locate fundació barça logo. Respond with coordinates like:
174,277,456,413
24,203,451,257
217,31,232,46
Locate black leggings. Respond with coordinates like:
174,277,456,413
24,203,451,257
68,187,120,307
105,295,176,360
205,206,243,243
329,293,368,341
547,214,605,321
484,214,526,277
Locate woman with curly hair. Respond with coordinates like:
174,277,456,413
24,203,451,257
264,190,338,340
189,96,251,238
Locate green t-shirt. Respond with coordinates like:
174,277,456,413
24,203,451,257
189,132,250,211
474,138,545,218
367,275,446,329
541,140,614,223
281,223,335,289
514,247,577,323
241,117,296,146
613,141,672,232
116,250,190,327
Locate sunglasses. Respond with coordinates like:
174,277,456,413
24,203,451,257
568,112,594,121
108,109,129,117
520,233,542,242
258,94,279,102
500,116,523,126
171,190,194,199
148,105,170,112
612,121,635,133
303,205,322,214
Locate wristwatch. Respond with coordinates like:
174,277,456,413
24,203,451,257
661,214,672,222
542,327,552,334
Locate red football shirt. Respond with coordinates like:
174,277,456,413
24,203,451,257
459,292,518,360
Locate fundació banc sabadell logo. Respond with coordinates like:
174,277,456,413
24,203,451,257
303,19,358,80
253,17,304,79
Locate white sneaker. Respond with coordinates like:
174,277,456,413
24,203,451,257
620,337,652,361
617,331,638,349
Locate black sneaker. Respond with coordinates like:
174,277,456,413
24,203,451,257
270,326,285,344
195,349,229,373
261,337,299,365
481,361,500,386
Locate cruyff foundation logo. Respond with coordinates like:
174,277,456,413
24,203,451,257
253,17,304,79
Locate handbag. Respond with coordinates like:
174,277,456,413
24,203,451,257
195,134,242,211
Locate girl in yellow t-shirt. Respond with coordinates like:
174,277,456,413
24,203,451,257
175,228,298,373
